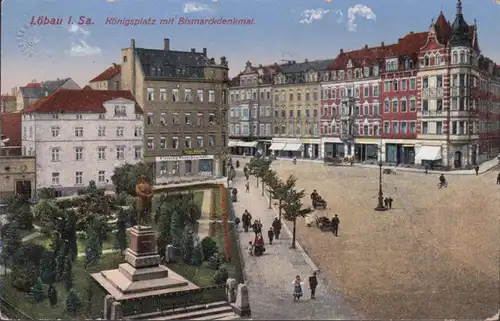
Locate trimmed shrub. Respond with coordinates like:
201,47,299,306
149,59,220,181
200,237,218,260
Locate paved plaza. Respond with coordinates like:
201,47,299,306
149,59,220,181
269,160,500,319
231,172,359,320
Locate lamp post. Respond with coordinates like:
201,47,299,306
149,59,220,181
374,127,387,212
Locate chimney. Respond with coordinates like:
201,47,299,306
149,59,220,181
203,48,207,56
364,45,368,50
191,48,195,53
381,41,385,47
130,39,135,48
164,38,170,51
340,49,344,54
305,58,308,63
220,56,227,65
112,63,116,68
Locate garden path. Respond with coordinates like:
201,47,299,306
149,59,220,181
196,189,213,239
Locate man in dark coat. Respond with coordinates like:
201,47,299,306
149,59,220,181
272,218,282,239
474,164,479,176
387,197,393,209
308,272,318,299
331,214,340,237
267,226,274,245
242,210,252,232
497,173,500,185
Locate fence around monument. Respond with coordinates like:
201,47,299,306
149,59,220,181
224,187,246,284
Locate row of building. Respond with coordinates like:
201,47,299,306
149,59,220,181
228,2,500,169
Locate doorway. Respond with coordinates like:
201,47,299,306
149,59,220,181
16,180,32,199
454,151,462,168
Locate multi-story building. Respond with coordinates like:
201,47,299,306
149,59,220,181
1,95,16,113
321,47,387,160
21,89,143,196
120,38,230,182
89,63,121,90
380,32,427,164
270,59,331,158
228,61,279,156
14,78,80,111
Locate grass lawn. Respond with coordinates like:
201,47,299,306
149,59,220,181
167,262,218,287
29,234,123,253
1,252,123,319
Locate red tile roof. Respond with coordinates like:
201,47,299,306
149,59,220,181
397,31,428,55
328,43,398,70
0,112,22,147
1,95,16,101
82,85,92,90
23,89,143,114
89,64,121,82
25,82,41,88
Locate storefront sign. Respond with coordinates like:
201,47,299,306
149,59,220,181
155,155,214,162
357,138,378,144
301,138,320,144
183,148,207,155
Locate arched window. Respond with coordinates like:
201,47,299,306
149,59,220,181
424,55,430,66
332,107,337,115
435,54,441,65
460,51,465,63
404,58,409,70
453,51,458,63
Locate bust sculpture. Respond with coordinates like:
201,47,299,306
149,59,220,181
135,175,153,228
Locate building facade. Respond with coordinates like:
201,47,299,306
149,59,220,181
21,89,143,197
1,95,16,113
120,38,229,182
270,59,330,159
15,78,80,111
228,61,278,156
89,64,121,90
0,156,35,202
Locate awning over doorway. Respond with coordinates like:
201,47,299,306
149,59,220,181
228,140,239,147
416,146,442,160
282,143,303,151
228,140,258,148
269,143,286,150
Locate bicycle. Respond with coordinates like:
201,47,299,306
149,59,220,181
437,182,448,189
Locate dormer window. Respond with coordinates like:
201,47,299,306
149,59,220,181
355,70,360,78
373,66,379,76
452,51,458,63
460,51,465,63
424,55,430,66
347,70,352,79
404,59,409,70
331,71,336,80
435,54,441,65
363,67,369,77
323,73,329,81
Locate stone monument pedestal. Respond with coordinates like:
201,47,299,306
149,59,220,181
92,226,199,318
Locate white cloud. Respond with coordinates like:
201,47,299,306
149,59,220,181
347,4,376,32
68,24,90,37
299,8,329,24
68,41,102,57
183,2,212,13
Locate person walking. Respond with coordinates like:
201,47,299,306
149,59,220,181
245,181,250,193
272,218,282,239
331,214,340,237
308,272,318,299
384,197,389,208
497,173,500,185
387,197,393,209
267,226,274,245
474,164,479,176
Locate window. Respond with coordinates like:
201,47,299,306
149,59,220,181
76,114,82,120
410,121,416,133
436,121,443,134
392,79,398,91
410,78,416,90
209,90,215,102
99,114,105,119
197,136,204,147
384,99,390,112
116,146,125,159
383,121,390,134
208,113,215,125
75,147,83,160
373,85,379,97
185,137,192,148
423,77,429,88
437,99,443,112
172,112,180,124
401,122,408,133
172,89,179,102
209,135,215,147
424,55,429,66
160,89,167,100
400,99,407,112
134,146,141,159
373,104,379,117
422,122,428,134
51,147,60,161
116,127,124,137
410,97,416,112
75,127,83,137
460,51,465,63
97,126,106,137
147,88,154,101
363,105,369,116
147,137,154,149
134,127,142,137
98,147,106,160
313,90,318,101
364,86,369,97
437,75,443,88
373,124,379,136
160,137,166,149
184,112,192,125
51,126,60,137
196,113,204,126
436,54,441,65
172,137,179,149
364,67,369,77
75,171,83,185
184,89,192,102
197,89,204,102
52,172,60,185
384,80,390,93
52,114,59,120
422,100,429,112
392,122,399,134
146,113,154,126
392,99,398,112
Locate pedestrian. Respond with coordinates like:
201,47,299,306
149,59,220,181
308,272,318,299
384,197,389,208
234,216,241,229
474,164,479,176
387,197,393,209
331,214,340,237
272,218,282,239
245,181,250,193
267,226,274,245
497,173,500,185
242,210,252,232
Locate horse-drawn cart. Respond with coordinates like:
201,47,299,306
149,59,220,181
312,198,327,210
315,216,332,231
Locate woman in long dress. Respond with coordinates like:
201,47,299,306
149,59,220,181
292,275,303,300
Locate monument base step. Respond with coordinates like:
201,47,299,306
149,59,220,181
129,301,237,320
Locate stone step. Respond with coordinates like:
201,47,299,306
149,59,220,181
151,305,234,320
190,311,239,320
129,301,229,319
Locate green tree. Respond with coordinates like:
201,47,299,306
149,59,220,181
114,208,128,254
32,199,59,228
8,202,33,230
64,210,79,260
0,222,22,274
281,185,314,249
262,170,279,209
39,250,56,284
30,278,46,303
11,244,45,292
213,266,229,285
200,237,218,260
269,175,296,222
84,220,102,269
191,242,204,266
156,203,172,256
247,158,272,192
85,276,94,317
111,162,154,196
170,210,182,248
48,283,58,306
55,241,68,281
62,255,74,291
208,252,224,269
64,289,83,316
38,187,56,199
180,226,195,263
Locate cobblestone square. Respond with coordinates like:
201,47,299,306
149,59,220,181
272,161,500,319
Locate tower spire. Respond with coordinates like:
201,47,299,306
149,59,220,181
457,0,462,15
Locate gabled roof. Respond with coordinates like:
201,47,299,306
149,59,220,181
397,31,428,56
19,78,76,100
42,78,71,93
1,95,16,102
20,87,45,99
329,44,398,70
0,112,22,147
25,82,41,88
280,59,332,74
89,64,121,82
136,48,209,79
23,89,143,114
230,63,281,86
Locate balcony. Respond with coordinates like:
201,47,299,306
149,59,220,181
421,87,444,99
420,110,445,117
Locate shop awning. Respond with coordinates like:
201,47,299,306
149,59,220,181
282,143,303,151
239,141,258,148
416,146,442,160
269,143,286,150
228,140,239,147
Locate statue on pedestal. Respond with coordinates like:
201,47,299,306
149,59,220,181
135,175,153,228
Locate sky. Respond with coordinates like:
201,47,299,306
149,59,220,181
1,0,500,93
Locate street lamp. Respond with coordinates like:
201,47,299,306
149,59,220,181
374,123,387,212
